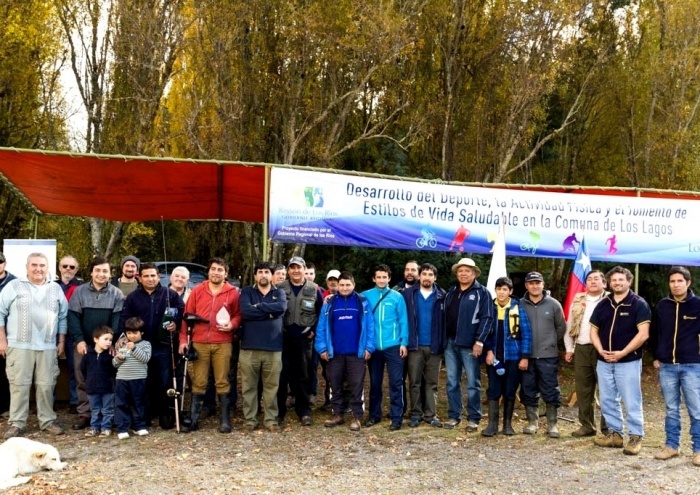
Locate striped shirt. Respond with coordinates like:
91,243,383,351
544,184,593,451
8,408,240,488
113,340,151,380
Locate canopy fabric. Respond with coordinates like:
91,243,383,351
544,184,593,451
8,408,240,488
1,147,699,224
0,148,266,222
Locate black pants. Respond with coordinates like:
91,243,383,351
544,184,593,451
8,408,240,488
327,354,366,418
277,337,312,420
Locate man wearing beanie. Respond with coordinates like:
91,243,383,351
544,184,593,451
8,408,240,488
112,255,140,297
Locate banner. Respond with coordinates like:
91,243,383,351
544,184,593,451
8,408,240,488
268,168,700,265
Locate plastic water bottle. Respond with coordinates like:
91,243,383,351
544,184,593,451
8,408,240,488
492,358,505,376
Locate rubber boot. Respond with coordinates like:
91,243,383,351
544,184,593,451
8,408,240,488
503,400,515,436
481,400,500,437
218,394,231,433
182,394,204,433
546,403,560,438
523,406,539,435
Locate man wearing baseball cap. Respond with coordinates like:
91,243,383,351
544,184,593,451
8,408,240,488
277,256,322,426
520,271,566,438
443,258,494,431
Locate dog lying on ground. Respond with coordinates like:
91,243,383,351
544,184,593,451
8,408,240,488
0,437,67,490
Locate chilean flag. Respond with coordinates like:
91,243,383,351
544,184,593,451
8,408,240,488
563,236,591,319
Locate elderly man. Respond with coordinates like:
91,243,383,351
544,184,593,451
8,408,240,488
169,266,191,302
564,269,609,437
443,258,493,431
590,266,651,455
651,266,700,465
69,257,125,430
0,252,68,438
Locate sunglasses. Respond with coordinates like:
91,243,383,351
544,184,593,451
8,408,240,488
61,264,76,270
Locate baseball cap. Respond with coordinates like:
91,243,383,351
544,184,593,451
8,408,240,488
525,271,544,282
288,256,306,268
326,269,341,280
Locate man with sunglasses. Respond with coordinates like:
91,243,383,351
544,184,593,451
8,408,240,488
57,255,82,413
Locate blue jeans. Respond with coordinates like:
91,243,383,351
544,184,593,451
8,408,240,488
368,346,405,423
659,363,700,452
88,393,115,431
597,359,644,436
444,339,482,423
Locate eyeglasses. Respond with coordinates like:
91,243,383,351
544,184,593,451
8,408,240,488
61,264,76,270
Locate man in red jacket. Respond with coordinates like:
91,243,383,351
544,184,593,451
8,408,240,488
179,257,240,433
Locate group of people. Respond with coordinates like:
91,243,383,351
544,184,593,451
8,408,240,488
0,250,698,466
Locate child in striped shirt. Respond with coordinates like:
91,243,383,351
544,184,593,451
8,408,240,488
113,317,152,440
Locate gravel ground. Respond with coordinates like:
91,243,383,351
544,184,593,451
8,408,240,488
3,366,698,495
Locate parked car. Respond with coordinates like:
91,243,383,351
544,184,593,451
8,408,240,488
151,261,239,288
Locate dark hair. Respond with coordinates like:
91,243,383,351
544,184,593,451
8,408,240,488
254,261,273,273
495,276,513,289
124,317,145,332
372,264,391,278
405,260,419,267
418,263,437,276
668,266,691,282
89,257,110,272
139,262,157,273
606,266,633,284
305,262,316,270
92,325,113,339
586,270,606,284
271,263,285,273
208,257,228,273
338,271,354,283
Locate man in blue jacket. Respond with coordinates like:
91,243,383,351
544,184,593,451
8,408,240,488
443,258,493,431
651,266,700,465
362,264,409,430
315,271,375,431
403,263,445,428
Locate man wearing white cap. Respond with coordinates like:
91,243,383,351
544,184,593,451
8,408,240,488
443,258,493,431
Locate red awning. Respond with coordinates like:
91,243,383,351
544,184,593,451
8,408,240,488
0,148,266,222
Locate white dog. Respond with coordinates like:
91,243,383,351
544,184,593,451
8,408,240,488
0,437,67,490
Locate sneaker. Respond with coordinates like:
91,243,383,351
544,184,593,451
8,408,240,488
571,426,596,438
84,429,98,437
72,417,90,430
389,422,402,431
693,453,700,467
3,426,24,439
443,418,461,429
301,415,312,427
428,417,443,428
364,418,380,428
623,435,643,455
100,430,112,437
349,418,361,432
243,422,257,431
654,446,679,460
118,432,130,440
594,431,624,448
465,421,479,432
44,422,66,435
409,418,421,428
267,424,281,433
135,429,149,436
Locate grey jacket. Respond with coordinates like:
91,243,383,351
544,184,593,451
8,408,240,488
521,292,566,359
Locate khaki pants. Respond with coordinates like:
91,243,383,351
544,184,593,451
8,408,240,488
6,347,59,430
239,349,282,427
189,342,232,394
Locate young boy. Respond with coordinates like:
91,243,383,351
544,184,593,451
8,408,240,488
482,277,532,436
80,326,117,437
113,317,152,439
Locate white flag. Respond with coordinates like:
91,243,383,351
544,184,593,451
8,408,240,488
486,226,507,299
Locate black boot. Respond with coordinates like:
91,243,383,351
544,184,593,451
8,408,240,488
481,400,500,437
218,394,231,433
503,400,515,436
182,394,203,433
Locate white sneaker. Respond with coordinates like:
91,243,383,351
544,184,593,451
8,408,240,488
118,432,130,440
135,429,149,436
